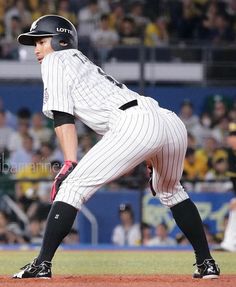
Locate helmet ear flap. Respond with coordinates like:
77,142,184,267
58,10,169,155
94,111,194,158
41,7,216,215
51,34,77,51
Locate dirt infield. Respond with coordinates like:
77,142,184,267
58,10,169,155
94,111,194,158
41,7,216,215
0,275,235,287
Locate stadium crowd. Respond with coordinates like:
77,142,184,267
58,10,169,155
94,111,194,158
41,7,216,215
1,0,236,60
0,0,236,246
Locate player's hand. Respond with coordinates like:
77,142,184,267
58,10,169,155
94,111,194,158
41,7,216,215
146,161,156,197
51,160,77,202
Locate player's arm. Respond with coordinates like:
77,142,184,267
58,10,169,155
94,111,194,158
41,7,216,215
55,123,78,161
50,111,78,201
53,111,78,161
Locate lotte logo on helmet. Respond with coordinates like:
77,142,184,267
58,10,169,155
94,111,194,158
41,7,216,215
30,20,38,31
56,27,73,35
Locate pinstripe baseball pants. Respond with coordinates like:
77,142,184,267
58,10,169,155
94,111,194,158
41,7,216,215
55,96,189,209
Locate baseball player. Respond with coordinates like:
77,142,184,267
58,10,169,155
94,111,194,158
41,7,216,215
13,15,220,279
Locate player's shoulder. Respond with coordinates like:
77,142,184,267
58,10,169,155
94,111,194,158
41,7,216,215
42,49,78,66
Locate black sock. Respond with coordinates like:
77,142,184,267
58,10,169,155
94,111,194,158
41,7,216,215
36,201,77,264
170,198,211,264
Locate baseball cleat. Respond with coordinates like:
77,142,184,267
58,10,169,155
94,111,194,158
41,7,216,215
12,259,52,279
193,258,220,279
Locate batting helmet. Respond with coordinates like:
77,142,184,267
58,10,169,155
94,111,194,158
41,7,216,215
17,15,78,51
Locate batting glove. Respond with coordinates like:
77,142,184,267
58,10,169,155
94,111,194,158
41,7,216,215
51,160,77,202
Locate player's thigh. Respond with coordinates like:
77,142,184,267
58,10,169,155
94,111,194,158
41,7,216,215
152,140,186,191
71,130,156,184
151,113,188,206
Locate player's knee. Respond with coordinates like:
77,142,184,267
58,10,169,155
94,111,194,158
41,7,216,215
159,190,189,208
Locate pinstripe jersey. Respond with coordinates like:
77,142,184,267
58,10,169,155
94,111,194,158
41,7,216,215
42,49,139,135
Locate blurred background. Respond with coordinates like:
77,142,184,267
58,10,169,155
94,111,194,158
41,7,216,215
0,0,236,250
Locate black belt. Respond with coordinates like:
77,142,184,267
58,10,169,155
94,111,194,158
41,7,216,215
119,100,138,111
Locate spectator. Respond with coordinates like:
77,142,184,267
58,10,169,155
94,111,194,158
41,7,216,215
203,95,232,125
225,0,236,31
111,203,141,246
141,222,152,245
57,0,77,26
226,122,236,196
128,0,149,33
9,134,35,171
0,210,9,243
176,232,189,245
146,222,176,247
8,119,32,153
197,151,233,192
16,107,31,122
210,13,235,45
98,0,110,14
6,221,26,243
0,15,22,59
0,152,15,196
90,13,119,62
211,99,228,128
0,109,14,153
31,0,53,21
195,135,221,173
144,16,169,47
119,16,142,45
8,107,32,152
177,0,202,43
77,0,102,36
4,0,32,38
0,0,6,37
220,198,236,252
178,99,200,133
212,116,230,146
187,132,198,149
28,0,39,16
109,1,125,32
75,0,109,13
29,112,53,149
0,97,17,129
0,210,25,244
15,150,50,200
183,147,207,181
197,1,220,42
25,216,43,244
40,142,63,164
226,0,236,17
229,107,236,123
191,112,213,147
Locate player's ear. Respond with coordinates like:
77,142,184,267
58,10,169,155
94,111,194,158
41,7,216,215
59,40,69,47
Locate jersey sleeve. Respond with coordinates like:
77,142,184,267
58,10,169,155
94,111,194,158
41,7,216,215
42,53,74,119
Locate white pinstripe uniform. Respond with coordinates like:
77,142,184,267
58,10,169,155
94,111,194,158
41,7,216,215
42,49,189,209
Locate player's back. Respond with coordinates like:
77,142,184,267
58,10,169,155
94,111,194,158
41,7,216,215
41,49,140,134
56,49,139,108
